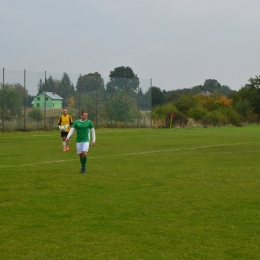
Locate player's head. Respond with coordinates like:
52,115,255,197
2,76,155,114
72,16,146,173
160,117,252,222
63,109,68,115
80,111,88,120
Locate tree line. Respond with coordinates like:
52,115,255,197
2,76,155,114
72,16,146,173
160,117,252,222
152,78,260,127
1,67,260,128
0,67,151,126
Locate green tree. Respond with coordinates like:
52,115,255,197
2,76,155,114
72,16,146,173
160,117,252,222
152,103,188,127
165,79,232,103
104,67,140,125
76,72,105,94
8,83,26,106
104,89,138,125
202,107,239,126
37,79,44,94
109,66,137,79
202,79,221,92
26,94,34,108
187,104,207,121
44,76,56,92
108,66,139,93
233,99,253,123
235,75,260,121
28,107,43,122
150,86,166,107
37,76,60,94
166,91,181,103
75,73,105,122
202,79,231,96
58,73,75,108
0,84,22,120
138,87,151,110
8,83,34,108
175,94,197,114
152,104,169,122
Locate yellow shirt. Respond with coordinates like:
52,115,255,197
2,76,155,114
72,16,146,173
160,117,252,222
58,114,73,132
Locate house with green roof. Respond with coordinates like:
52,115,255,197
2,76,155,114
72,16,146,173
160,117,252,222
32,92,63,109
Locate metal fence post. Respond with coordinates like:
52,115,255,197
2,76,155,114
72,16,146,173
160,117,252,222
78,74,81,118
44,71,46,129
137,80,140,128
95,76,98,128
150,78,152,128
24,69,26,130
2,68,5,131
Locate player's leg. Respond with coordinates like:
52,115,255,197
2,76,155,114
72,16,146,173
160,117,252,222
61,132,67,152
65,132,70,150
76,143,83,171
77,142,89,173
77,143,86,173
80,151,88,172
81,142,90,172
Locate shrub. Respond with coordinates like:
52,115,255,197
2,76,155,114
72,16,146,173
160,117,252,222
27,107,43,122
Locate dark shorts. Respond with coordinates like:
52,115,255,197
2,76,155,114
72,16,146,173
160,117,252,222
61,131,69,138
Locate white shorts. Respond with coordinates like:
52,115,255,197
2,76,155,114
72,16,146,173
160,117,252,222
76,142,90,154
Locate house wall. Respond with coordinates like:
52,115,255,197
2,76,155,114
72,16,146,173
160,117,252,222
33,93,63,109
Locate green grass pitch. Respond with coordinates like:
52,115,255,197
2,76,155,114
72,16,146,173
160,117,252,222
0,126,259,259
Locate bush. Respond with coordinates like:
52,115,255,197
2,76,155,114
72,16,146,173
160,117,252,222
28,107,43,122
187,105,207,121
172,111,188,127
201,107,240,127
152,103,178,127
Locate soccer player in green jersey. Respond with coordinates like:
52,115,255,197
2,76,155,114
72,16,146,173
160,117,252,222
66,111,96,173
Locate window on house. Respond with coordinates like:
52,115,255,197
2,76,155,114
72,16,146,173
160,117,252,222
45,97,48,101
53,104,54,107
37,103,39,107
37,97,40,101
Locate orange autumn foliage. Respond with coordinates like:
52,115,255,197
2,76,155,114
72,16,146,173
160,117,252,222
68,97,75,108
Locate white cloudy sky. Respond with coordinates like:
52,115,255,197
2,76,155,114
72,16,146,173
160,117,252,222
1,0,260,93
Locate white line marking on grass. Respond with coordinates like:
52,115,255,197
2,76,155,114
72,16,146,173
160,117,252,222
31,129,146,136
0,129,149,140
90,142,259,158
32,135,56,137
1,137,111,145
0,142,258,168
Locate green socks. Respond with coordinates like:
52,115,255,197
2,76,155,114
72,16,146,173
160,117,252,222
81,157,87,169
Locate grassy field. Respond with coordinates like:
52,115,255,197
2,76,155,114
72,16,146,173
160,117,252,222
0,126,259,259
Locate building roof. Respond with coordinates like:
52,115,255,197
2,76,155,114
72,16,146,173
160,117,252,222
43,92,63,100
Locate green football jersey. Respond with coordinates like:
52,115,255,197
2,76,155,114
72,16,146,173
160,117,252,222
72,119,94,142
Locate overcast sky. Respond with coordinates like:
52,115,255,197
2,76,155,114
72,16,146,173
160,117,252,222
1,0,260,93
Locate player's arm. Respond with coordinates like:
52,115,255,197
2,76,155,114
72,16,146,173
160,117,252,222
58,116,62,126
69,115,73,126
66,127,75,142
91,127,96,146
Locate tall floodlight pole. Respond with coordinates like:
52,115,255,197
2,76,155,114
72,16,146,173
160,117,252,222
2,68,4,131
150,78,152,128
78,74,81,118
44,71,47,129
124,78,128,127
95,76,98,128
24,69,26,130
137,79,140,128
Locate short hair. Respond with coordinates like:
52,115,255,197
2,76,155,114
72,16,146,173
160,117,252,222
81,110,87,115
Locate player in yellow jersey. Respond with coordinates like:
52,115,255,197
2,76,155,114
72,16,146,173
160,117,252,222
58,109,73,152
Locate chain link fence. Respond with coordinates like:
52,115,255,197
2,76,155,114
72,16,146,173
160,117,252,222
0,69,152,131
